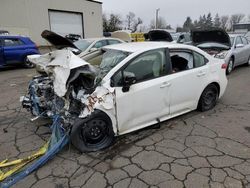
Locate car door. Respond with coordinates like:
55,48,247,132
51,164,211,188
234,36,245,65
112,48,172,134
241,36,250,63
3,38,25,64
168,50,209,116
0,39,4,66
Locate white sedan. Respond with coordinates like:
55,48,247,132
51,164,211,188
70,42,228,151
25,42,228,152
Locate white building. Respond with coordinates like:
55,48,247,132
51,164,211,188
0,0,103,46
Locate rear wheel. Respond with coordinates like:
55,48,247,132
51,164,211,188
70,111,115,152
198,84,219,112
226,58,234,75
23,56,34,68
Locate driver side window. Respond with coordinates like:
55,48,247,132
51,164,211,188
113,49,168,86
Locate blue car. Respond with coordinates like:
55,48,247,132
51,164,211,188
0,35,39,68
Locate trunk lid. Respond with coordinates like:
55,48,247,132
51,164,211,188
41,30,79,50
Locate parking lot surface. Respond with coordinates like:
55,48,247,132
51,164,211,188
0,66,250,188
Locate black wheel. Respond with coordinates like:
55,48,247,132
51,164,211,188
246,56,250,66
226,58,234,75
23,56,35,68
198,84,219,112
70,111,115,152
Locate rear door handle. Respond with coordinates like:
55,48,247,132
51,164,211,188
197,71,206,77
160,82,171,88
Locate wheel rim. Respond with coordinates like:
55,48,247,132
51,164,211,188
227,60,233,73
203,89,217,107
24,57,34,68
81,119,109,147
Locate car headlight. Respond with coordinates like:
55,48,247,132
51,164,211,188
214,51,228,59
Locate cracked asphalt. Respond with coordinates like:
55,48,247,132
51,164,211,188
0,65,250,188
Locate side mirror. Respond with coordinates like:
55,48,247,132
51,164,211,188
122,72,136,92
89,47,98,52
235,44,244,48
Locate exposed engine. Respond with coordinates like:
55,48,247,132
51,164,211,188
22,75,86,125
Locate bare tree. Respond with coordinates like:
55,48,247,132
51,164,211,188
230,14,245,30
220,15,229,30
103,13,122,32
125,12,143,32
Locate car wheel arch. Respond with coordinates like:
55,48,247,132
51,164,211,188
197,82,220,105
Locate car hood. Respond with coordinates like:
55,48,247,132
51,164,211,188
191,28,231,50
41,30,79,50
147,30,173,42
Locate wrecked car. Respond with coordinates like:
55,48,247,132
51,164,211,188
22,42,228,152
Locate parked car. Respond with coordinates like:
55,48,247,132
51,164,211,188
191,28,250,74
0,35,39,68
145,30,173,42
22,42,228,152
216,34,250,74
65,34,81,42
171,32,192,44
0,30,9,35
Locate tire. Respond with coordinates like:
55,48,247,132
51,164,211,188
23,56,35,68
246,56,250,66
226,58,234,75
198,84,219,112
70,111,115,152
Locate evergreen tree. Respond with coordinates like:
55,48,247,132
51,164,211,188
214,13,221,28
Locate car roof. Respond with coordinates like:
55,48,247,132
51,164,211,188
79,37,123,41
103,42,193,53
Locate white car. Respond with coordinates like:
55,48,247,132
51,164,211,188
74,37,124,58
23,42,228,152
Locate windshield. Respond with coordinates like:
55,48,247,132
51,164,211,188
95,49,130,83
74,39,94,51
230,37,235,46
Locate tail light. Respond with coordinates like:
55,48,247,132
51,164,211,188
221,63,227,69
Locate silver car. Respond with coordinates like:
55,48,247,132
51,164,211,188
215,34,250,74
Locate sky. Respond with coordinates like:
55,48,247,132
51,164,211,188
100,0,250,28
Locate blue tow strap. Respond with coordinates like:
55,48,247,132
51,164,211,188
0,115,69,188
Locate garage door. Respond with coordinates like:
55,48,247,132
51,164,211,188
49,10,84,38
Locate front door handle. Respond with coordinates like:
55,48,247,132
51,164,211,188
160,82,171,88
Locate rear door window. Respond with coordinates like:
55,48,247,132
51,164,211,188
4,38,24,46
235,36,243,45
241,37,249,45
170,51,194,73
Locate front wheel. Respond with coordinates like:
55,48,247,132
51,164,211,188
226,58,234,75
23,56,35,68
70,111,115,152
246,56,250,66
198,84,219,112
